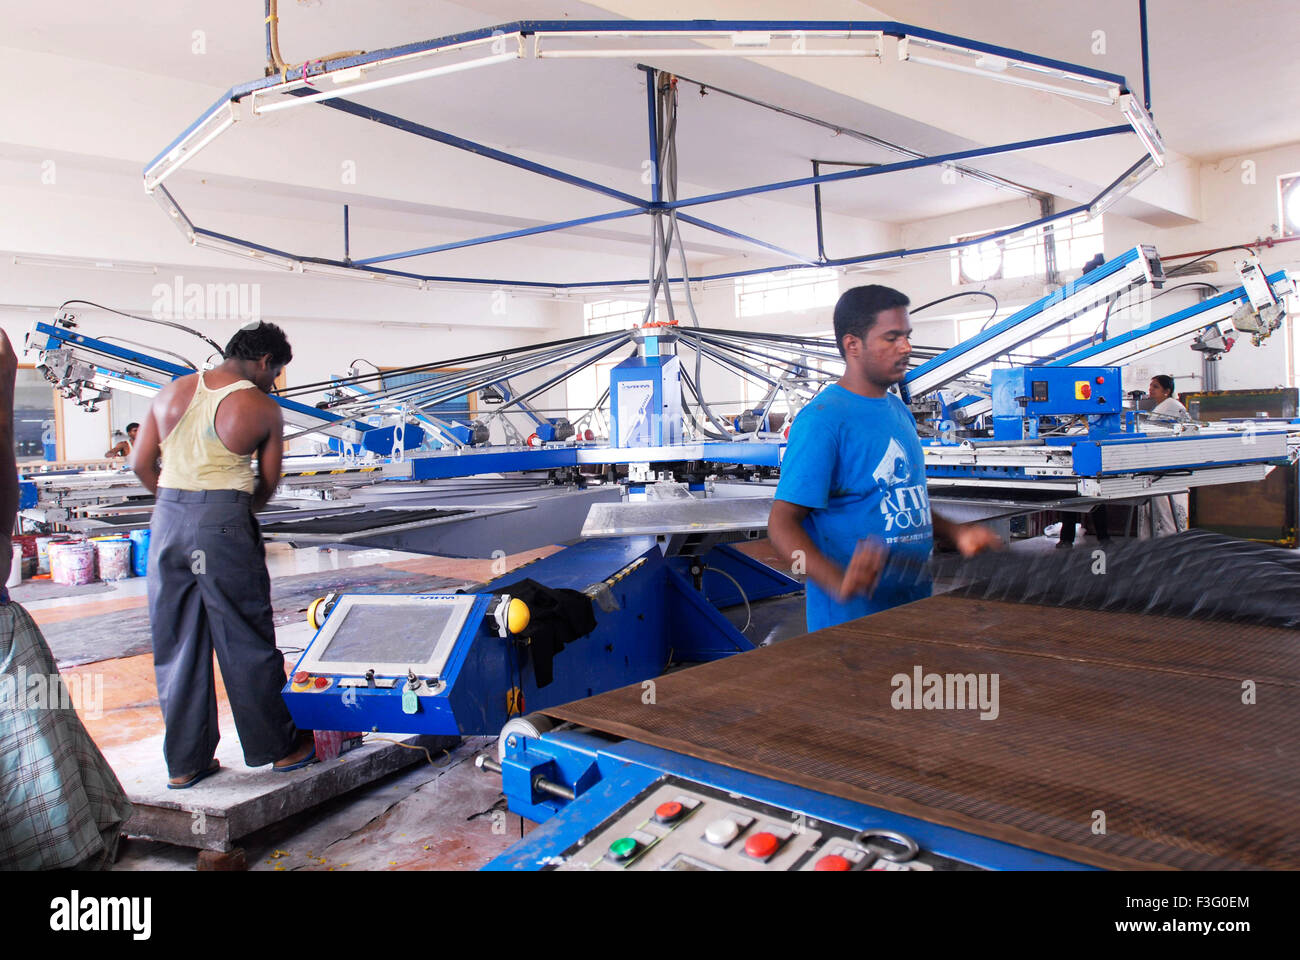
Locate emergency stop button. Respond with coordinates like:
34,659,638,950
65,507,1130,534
744,832,781,860
815,854,852,871
293,671,310,685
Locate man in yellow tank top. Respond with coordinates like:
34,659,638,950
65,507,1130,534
133,322,315,788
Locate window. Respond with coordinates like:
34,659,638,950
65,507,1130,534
1280,173,1300,238
14,367,56,461
735,268,839,319
951,213,1104,285
584,299,649,335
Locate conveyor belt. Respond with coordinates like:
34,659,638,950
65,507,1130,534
547,595,1300,870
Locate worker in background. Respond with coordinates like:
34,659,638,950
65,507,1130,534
1147,374,1191,535
1148,375,1190,422
768,286,1002,632
0,329,134,868
132,322,315,789
1056,506,1111,549
104,421,138,458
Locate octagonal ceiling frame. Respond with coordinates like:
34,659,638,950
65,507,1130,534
143,18,1162,292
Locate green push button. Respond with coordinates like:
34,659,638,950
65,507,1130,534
608,836,640,861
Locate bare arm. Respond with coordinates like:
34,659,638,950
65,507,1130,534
131,397,165,495
767,498,886,602
252,399,284,512
0,331,19,582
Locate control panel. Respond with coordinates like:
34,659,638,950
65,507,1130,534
991,365,1123,441
551,777,980,872
992,365,1122,419
281,592,496,735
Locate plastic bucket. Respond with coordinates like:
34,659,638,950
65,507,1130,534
49,539,96,586
92,537,133,581
128,528,151,577
35,535,57,574
13,535,38,578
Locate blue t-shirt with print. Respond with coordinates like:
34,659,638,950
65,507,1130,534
775,384,933,631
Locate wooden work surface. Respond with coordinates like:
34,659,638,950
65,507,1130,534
549,595,1300,870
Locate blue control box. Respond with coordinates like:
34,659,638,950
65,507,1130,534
992,365,1121,440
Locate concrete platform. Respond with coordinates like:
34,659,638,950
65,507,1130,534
108,726,458,858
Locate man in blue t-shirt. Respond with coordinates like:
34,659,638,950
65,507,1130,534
768,285,1001,632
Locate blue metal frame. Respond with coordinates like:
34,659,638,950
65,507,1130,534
484,729,1092,870
32,323,342,424
903,246,1145,395
1046,270,1291,367
146,20,1151,290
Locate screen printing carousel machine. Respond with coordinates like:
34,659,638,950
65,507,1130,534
475,531,1300,872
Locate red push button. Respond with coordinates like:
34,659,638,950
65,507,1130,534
745,832,780,859
313,676,330,689
815,854,852,871
293,671,310,685
655,801,684,824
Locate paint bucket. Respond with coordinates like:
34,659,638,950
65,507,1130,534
128,528,151,577
49,539,96,586
92,537,133,581
35,535,57,575
13,535,38,578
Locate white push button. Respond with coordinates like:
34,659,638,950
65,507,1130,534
704,818,740,846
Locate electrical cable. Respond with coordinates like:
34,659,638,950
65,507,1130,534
264,0,363,79
1164,246,1258,277
55,299,224,356
362,736,451,769
910,290,1000,328
281,328,629,397
702,566,752,639
1104,281,1225,327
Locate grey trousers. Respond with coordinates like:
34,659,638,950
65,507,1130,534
147,489,297,778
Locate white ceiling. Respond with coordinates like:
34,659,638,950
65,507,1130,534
3,0,1296,281
865,0,1300,162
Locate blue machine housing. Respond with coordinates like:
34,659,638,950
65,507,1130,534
609,354,683,448
282,538,799,737
484,729,1092,871
991,365,1122,440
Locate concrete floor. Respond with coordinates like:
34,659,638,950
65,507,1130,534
31,530,1115,870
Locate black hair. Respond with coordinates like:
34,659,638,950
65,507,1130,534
1152,374,1175,394
832,285,910,358
224,321,292,368
125,422,139,433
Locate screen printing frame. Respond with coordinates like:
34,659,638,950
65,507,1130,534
293,593,478,678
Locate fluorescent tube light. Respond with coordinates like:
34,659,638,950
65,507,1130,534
12,255,157,275
251,50,521,115
192,235,298,271
898,37,1120,105
1120,94,1166,167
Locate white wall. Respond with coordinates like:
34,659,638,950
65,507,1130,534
2,255,580,457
